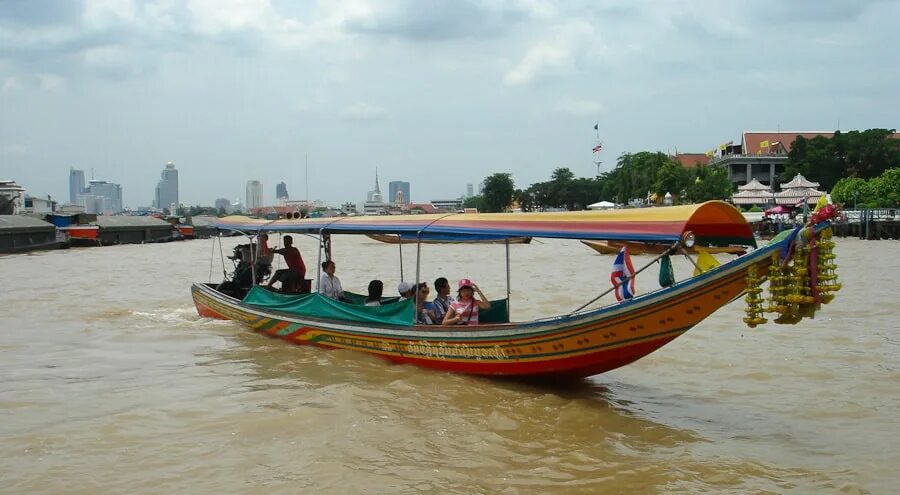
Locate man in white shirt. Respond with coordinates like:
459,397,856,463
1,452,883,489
319,260,348,302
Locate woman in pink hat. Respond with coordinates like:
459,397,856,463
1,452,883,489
442,279,491,326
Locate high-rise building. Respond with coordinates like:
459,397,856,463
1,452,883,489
215,197,232,214
69,168,85,204
388,181,411,205
83,180,123,214
246,180,263,210
466,183,474,198
154,162,179,211
276,182,289,204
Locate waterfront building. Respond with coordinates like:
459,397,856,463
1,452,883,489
466,183,474,198
731,178,774,207
83,180,123,214
0,179,25,214
709,132,838,189
430,198,464,211
341,202,357,215
69,168,85,204
154,162,179,211
276,182,289,204
388,181,410,205
775,174,825,205
23,196,57,214
246,180,263,210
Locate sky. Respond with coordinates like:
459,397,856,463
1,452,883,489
1,0,898,208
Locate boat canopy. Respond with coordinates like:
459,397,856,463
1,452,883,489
214,201,755,247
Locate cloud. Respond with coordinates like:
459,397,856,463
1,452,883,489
339,102,388,121
503,21,594,86
555,97,604,117
333,0,530,41
0,144,31,157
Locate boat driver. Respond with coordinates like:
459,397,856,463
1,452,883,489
266,235,306,292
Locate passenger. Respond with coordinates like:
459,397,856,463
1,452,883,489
319,260,350,302
431,277,454,323
266,235,306,292
415,282,436,324
397,281,416,301
365,280,384,306
442,279,490,326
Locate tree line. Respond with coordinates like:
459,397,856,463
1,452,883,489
466,151,733,213
469,129,900,212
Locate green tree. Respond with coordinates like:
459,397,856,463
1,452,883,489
831,167,900,208
784,129,900,189
684,165,734,203
462,195,487,211
654,161,692,200
481,173,515,212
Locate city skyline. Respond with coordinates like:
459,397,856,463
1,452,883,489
2,2,898,206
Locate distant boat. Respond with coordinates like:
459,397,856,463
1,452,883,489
367,233,531,245
582,240,746,256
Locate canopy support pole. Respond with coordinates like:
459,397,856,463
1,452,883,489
218,234,226,280
505,238,511,319
415,235,422,324
398,235,404,282
316,229,323,292
571,242,680,313
249,232,257,287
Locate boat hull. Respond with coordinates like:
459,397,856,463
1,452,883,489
192,243,776,378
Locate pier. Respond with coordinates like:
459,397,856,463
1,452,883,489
832,209,900,240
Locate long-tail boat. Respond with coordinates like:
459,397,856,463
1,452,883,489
192,201,841,379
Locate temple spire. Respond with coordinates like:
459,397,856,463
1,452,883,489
374,167,381,194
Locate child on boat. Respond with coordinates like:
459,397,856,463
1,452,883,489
442,279,490,326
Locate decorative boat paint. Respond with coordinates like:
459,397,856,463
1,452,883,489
582,240,746,256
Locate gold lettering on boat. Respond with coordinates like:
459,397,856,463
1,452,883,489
402,341,508,360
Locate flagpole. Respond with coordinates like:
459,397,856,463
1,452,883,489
593,121,602,178
572,243,680,313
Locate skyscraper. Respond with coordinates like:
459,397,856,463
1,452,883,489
388,181,411,205
466,183,474,198
69,168,85,204
246,180,263,210
155,162,179,211
276,182,289,203
83,180,123,214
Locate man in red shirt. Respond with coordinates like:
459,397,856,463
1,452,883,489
266,235,306,292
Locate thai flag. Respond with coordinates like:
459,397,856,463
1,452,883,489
610,246,636,302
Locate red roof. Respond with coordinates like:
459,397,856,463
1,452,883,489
673,153,711,167
742,131,836,155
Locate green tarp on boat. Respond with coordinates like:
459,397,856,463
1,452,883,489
242,287,511,326
242,287,416,326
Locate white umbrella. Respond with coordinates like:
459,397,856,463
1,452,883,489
587,201,616,210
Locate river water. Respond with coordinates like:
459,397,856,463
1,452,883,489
1,236,898,494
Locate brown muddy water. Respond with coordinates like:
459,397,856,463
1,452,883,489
1,236,898,494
